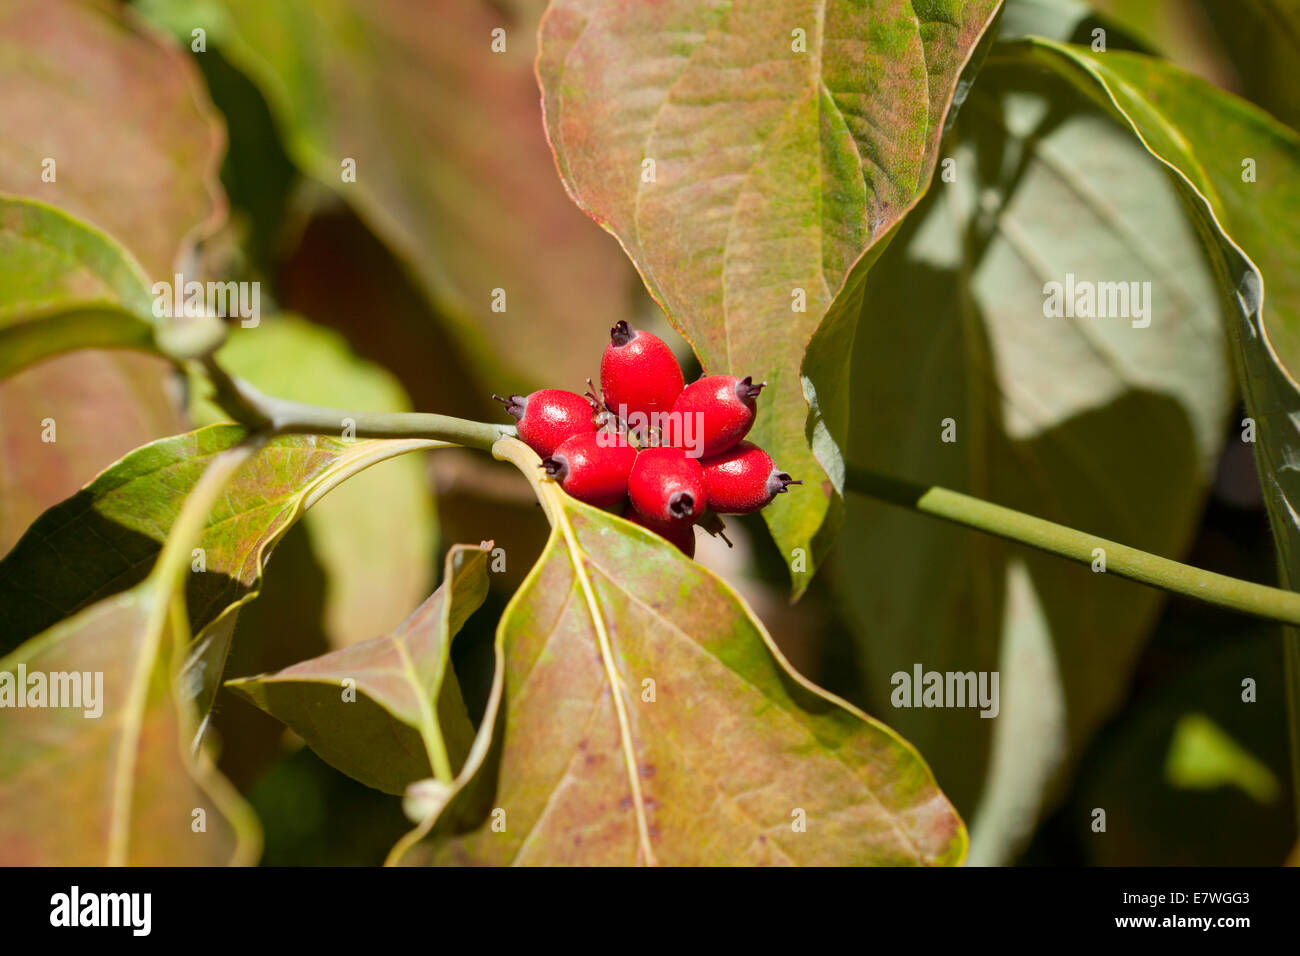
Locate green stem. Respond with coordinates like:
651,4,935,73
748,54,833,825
845,466,1300,628
197,356,513,451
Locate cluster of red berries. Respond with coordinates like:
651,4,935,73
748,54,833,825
495,322,799,557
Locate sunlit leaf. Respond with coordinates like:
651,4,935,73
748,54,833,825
227,543,492,795
391,438,963,866
0,425,446,713
0,198,157,378
1166,713,1281,805
537,0,1005,592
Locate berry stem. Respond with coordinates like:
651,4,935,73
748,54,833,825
845,466,1300,627
198,356,514,450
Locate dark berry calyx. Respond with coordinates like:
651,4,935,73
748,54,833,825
768,471,801,495
541,455,569,480
736,376,766,402
492,393,527,421
609,320,636,347
668,491,696,519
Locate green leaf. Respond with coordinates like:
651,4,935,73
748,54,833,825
0,425,447,714
993,36,1300,833
537,0,1005,592
391,438,964,866
835,61,1233,863
0,198,157,379
1166,714,1282,805
227,543,491,795
189,316,438,646
0,443,260,865
139,0,639,394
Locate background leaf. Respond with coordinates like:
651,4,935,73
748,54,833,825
1083,0,1300,133
228,543,491,795
0,0,225,277
0,198,157,378
139,0,640,395
537,0,1005,591
1047,619,1294,866
0,0,226,550
833,58,1233,863
997,34,1300,835
0,350,185,554
189,315,439,646
394,438,964,866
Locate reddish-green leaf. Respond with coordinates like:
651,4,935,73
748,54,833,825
0,444,260,865
0,0,224,279
0,0,227,547
0,425,447,714
141,0,638,394
537,0,1004,591
391,438,963,866
0,350,186,554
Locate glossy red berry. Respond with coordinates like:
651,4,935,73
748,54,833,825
541,432,635,509
625,508,696,558
495,389,595,459
700,441,801,514
628,446,707,526
600,321,685,422
669,374,764,458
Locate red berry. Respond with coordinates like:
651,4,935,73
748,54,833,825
625,508,696,558
700,441,801,514
495,389,595,458
542,432,635,509
600,321,684,422
628,446,707,526
669,374,764,458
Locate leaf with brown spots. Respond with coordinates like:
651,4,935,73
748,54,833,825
390,438,963,866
